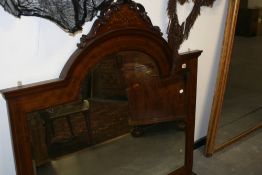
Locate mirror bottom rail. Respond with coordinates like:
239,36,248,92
214,124,262,153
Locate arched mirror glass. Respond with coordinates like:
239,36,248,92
27,51,186,175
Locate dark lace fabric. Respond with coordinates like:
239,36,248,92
0,0,109,33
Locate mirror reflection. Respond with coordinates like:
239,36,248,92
215,7,262,146
27,51,186,175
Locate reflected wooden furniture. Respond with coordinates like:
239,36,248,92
28,100,91,165
119,51,189,137
30,97,130,164
0,1,201,175
39,100,91,146
122,62,186,136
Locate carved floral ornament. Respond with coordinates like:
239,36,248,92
0,0,216,51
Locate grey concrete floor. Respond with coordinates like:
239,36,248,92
37,127,261,175
37,123,186,175
37,129,262,175
194,129,262,175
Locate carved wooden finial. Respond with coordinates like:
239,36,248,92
78,0,162,49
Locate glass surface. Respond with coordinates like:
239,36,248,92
27,51,185,175
215,33,262,146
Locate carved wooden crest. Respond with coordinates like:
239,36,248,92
78,0,216,54
78,0,162,49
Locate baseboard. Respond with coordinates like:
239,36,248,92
194,136,207,149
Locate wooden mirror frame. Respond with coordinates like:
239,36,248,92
1,1,202,175
205,0,261,156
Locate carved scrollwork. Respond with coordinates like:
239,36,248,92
78,0,162,49
78,0,216,56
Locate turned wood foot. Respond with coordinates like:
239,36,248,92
131,126,144,137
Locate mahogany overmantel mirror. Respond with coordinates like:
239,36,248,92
205,0,262,156
1,1,202,175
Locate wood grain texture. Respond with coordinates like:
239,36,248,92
0,1,202,175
